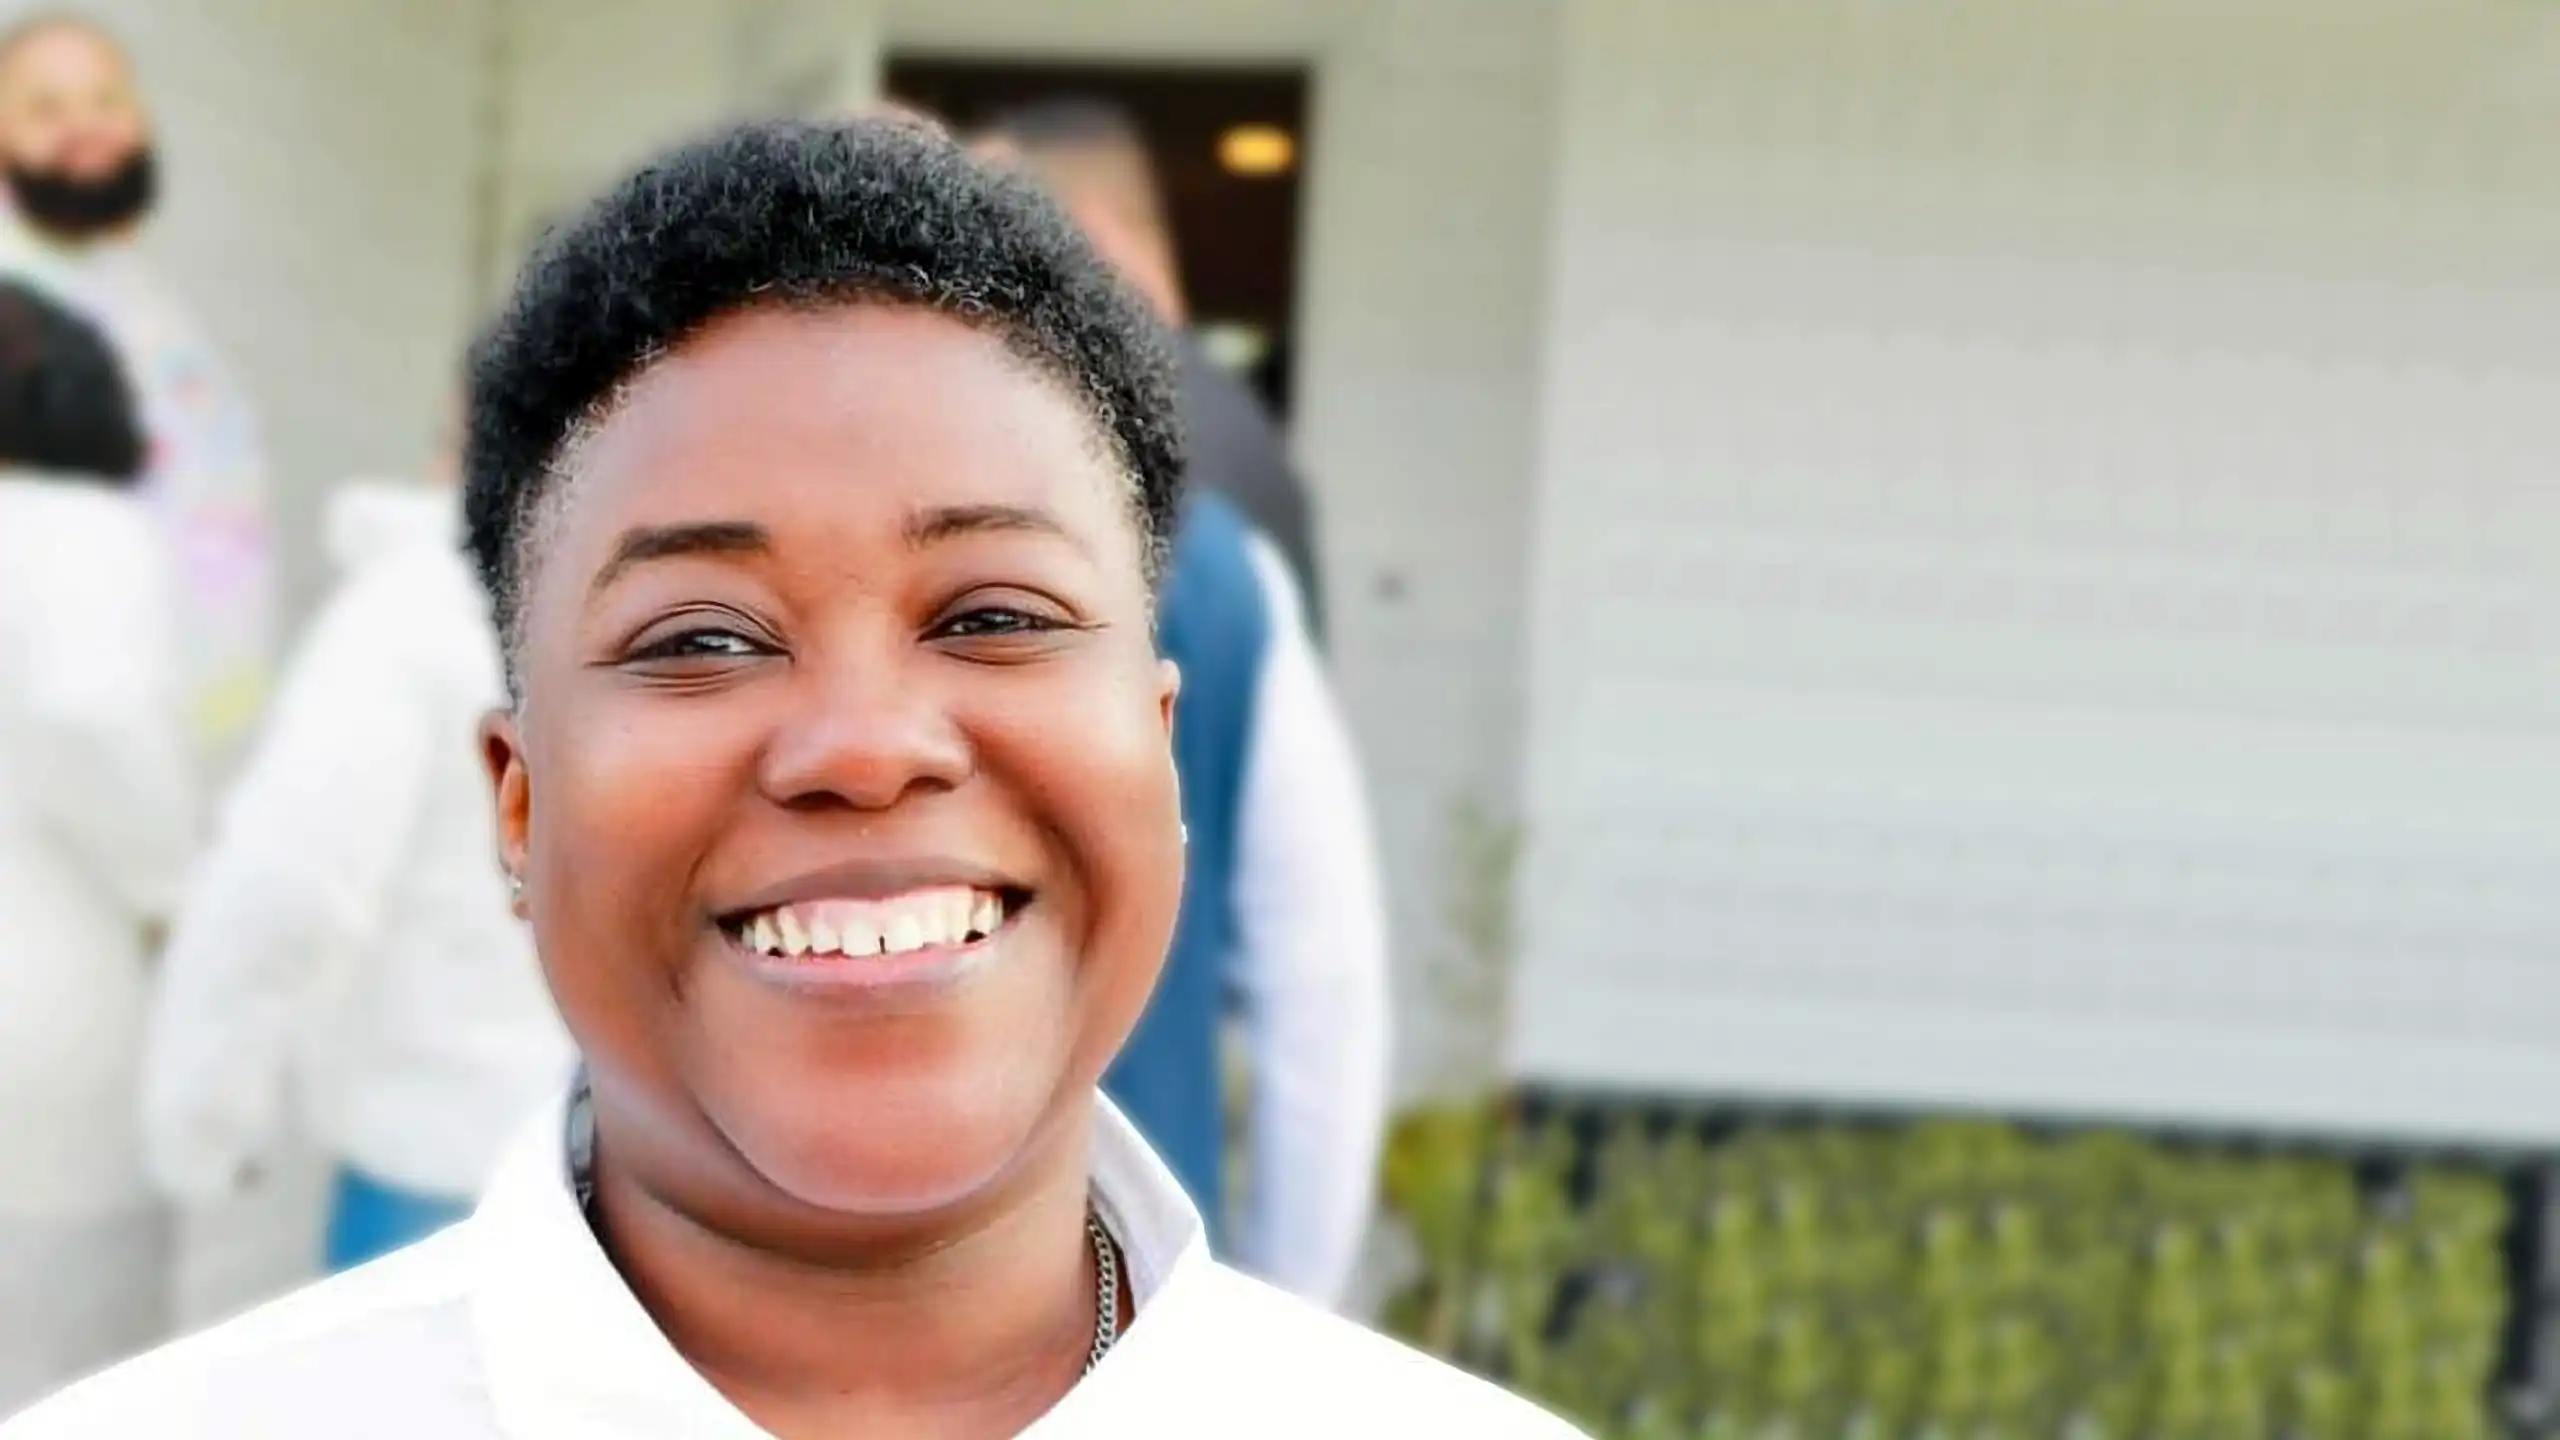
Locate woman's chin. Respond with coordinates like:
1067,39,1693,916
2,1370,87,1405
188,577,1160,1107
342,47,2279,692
758,1141,1013,1218
718,1082,1059,1219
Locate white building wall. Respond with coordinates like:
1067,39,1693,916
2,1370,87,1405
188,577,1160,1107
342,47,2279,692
1513,0,2560,1143
488,0,743,278
1285,1,1557,1097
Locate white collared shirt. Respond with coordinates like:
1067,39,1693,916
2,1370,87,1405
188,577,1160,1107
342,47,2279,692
2,1094,1582,1438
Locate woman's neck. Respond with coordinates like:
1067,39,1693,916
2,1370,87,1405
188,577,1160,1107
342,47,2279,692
589,1109,1105,1440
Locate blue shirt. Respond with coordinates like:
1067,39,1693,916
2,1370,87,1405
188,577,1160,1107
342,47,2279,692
1103,492,1269,1250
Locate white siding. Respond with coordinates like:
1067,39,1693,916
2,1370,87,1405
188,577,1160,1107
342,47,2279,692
484,0,891,290
1514,0,2560,1143
1288,1,1557,1098
488,0,739,275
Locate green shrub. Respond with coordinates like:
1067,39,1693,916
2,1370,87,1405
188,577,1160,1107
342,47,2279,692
1381,1104,2514,1440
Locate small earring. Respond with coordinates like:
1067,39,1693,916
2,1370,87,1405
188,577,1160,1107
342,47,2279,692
1180,822,1190,846
507,872,524,900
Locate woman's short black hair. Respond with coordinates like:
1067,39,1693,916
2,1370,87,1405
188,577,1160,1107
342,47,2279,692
0,280,145,484
463,116,1184,682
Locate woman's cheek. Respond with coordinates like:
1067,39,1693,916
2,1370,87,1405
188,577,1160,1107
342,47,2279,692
996,669,1182,998
534,695,751,907
992,669,1177,856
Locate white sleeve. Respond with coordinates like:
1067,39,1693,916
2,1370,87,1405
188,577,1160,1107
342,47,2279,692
141,573,435,1201
1230,536,1392,1308
22,500,197,920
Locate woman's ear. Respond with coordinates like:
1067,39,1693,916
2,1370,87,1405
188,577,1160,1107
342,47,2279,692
1155,658,1185,843
479,708,532,918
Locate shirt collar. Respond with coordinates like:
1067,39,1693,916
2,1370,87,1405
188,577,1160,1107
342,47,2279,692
466,1089,1212,1439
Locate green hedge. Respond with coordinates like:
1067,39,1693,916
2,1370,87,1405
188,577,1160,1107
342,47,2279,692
1381,1104,2512,1440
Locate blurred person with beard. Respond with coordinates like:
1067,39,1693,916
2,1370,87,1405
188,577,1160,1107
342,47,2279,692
0,14,272,765
0,281,196,1414
139,369,576,1275
977,99,1388,1310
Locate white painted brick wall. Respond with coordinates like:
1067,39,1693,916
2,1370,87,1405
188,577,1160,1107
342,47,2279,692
1289,0,1557,1098
489,0,739,274
1514,0,2560,1143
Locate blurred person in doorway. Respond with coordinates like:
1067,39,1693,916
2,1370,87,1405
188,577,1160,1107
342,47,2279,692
978,101,1389,1310
0,13,273,764
0,280,196,1414
140,374,575,1272
980,96,1326,640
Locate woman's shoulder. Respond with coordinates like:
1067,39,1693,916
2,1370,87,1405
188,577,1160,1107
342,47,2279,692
1170,1262,1591,1437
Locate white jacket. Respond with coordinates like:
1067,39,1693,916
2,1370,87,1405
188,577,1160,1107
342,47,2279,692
1226,537,1391,1309
143,483,573,1202
0,475,196,1220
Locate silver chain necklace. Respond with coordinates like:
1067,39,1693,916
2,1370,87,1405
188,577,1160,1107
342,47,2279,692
567,1081,1124,1376
1083,1207,1123,1375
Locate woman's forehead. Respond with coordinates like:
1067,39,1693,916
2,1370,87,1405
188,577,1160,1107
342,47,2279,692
547,305,1136,567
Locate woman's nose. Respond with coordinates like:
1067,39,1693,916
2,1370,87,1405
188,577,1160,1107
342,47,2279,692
755,650,972,813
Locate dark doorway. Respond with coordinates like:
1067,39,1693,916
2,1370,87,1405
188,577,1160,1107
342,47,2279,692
884,58,1309,422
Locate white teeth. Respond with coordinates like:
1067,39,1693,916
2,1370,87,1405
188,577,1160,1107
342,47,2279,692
884,914,926,955
742,889,1005,959
839,915,882,957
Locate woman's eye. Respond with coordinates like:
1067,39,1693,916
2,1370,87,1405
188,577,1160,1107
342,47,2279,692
932,606,1067,641
623,627,772,666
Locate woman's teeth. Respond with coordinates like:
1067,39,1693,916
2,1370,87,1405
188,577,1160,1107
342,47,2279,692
735,886,1005,959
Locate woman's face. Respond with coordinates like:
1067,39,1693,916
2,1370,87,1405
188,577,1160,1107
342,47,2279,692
483,304,1182,1222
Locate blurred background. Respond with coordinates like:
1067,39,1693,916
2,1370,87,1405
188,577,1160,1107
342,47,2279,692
9,0,2560,1435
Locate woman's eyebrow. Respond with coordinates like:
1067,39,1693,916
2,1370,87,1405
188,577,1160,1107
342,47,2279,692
590,520,772,595
904,503,1088,557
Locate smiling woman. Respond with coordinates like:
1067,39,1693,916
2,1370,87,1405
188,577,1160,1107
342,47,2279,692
0,118,1579,1439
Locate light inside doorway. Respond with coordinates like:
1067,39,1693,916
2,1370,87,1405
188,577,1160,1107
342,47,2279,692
1216,123,1294,178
